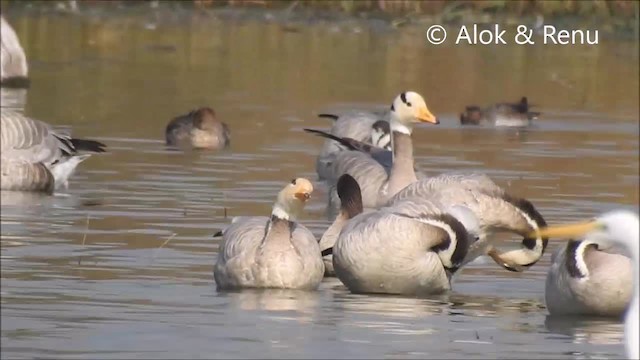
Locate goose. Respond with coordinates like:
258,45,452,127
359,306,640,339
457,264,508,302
331,197,480,296
544,238,632,317
459,97,540,127
533,210,639,360
304,91,439,210
314,111,391,181
213,178,324,290
318,174,364,277
165,107,230,149
1,110,107,193
1,16,29,87
388,175,548,272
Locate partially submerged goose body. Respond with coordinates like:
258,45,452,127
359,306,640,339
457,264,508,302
165,107,230,150
214,178,324,290
1,110,106,193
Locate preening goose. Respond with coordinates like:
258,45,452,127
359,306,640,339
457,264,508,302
318,174,364,277
460,97,540,127
1,16,29,87
544,238,632,317
305,91,439,211
533,211,639,360
331,197,479,296
165,107,230,150
1,110,107,193
213,178,324,290
314,111,391,180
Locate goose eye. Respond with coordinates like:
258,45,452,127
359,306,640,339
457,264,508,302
407,102,412,107
291,179,297,185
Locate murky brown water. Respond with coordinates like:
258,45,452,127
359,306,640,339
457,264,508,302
1,8,639,359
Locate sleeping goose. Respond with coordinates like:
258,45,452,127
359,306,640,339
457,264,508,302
544,238,633,317
388,175,548,272
213,178,324,290
1,110,107,193
331,196,479,296
304,91,439,211
165,107,230,150
460,97,540,127
533,211,639,359
314,111,391,180
1,16,29,87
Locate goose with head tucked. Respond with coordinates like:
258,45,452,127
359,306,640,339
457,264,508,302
313,111,391,180
1,16,29,87
460,97,540,128
1,110,106,193
330,196,478,296
543,238,633,317
213,178,324,290
304,91,439,211
533,211,639,360
388,175,548,272
165,107,230,150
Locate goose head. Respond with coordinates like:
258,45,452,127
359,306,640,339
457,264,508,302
271,178,314,221
389,91,439,135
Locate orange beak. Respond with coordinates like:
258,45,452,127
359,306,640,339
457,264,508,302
416,106,439,124
295,192,311,202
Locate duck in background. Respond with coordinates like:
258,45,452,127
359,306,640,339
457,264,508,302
460,97,540,128
165,107,230,150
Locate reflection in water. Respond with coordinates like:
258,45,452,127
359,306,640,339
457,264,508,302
0,8,637,360
545,315,625,346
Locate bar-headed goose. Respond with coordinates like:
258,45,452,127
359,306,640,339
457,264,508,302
304,91,439,210
533,211,639,360
460,97,540,127
1,16,29,87
544,238,632,317
331,197,478,295
388,175,548,272
314,111,391,180
1,110,106,193
319,174,364,277
165,107,230,150
213,178,324,290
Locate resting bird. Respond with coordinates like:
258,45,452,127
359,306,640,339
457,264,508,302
544,238,632,317
313,111,391,180
165,107,230,150
331,196,480,296
1,16,29,87
533,210,639,360
213,178,324,290
304,91,439,211
1,110,107,193
459,97,540,127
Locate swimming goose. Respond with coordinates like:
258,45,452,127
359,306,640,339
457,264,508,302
314,111,391,181
213,178,324,290
1,16,29,87
331,197,477,296
1,110,107,193
305,91,439,210
318,174,364,277
165,107,230,149
388,175,548,272
459,97,540,127
533,211,639,360
544,238,632,317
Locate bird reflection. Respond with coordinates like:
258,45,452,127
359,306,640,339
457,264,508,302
545,315,625,346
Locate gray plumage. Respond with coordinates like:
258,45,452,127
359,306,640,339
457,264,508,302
1,110,106,193
332,198,473,296
545,239,633,316
1,16,29,86
165,107,230,150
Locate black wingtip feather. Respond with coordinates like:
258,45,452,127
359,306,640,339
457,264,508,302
336,174,363,219
70,138,107,153
302,128,359,151
212,230,223,238
317,113,340,121
321,247,333,257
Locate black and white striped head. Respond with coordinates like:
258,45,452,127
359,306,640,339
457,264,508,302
389,91,439,134
370,120,391,150
429,213,470,272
